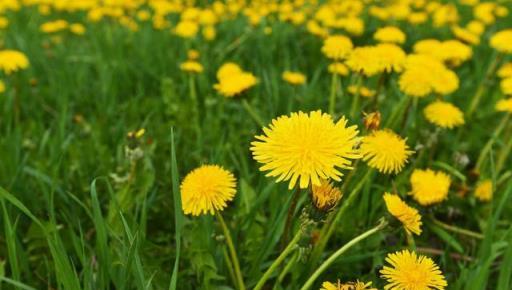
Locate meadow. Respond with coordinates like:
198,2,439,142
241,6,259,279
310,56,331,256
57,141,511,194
1,0,512,289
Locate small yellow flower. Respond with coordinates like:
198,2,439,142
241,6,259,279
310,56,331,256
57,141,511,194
374,26,406,44
474,179,493,202
410,169,451,206
282,71,306,85
0,17,8,29
187,49,200,60
203,25,216,40
501,77,512,95
383,193,422,235
180,61,203,74
214,72,257,97
381,250,447,290
424,101,465,129
321,35,353,60
452,26,480,45
498,62,512,79
328,62,349,76
490,29,512,53
70,23,86,35
174,21,199,38
348,85,375,98
496,98,512,113
312,179,342,211
180,165,236,216
360,130,414,174
40,20,68,33
251,111,360,189
216,63,242,80
0,50,30,74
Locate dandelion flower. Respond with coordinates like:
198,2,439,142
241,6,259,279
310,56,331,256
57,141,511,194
174,20,199,38
345,46,382,76
251,111,360,189
501,77,512,95
216,62,242,80
424,101,465,129
474,179,493,202
180,165,236,216
180,60,203,73
312,179,342,211
374,26,406,44
0,50,29,74
70,23,86,35
328,62,349,76
380,250,447,290
321,35,353,60
410,169,451,206
282,71,306,85
498,62,512,79
214,72,257,97
399,68,433,97
496,98,512,113
360,130,414,174
383,193,422,235
40,20,68,33
321,280,376,290
452,26,480,45
490,29,512,53
348,85,376,98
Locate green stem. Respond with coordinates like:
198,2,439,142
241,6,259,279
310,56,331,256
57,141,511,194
216,212,246,290
350,75,363,118
406,231,416,251
467,53,502,118
429,217,484,240
475,113,510,172
300,219,388,290
253,230,302,290
241,99,265,128
275,251,298,287
496,121,512,173
222,246,238,288
328,73,338,116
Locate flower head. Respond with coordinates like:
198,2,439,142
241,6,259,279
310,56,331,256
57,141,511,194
383,193,422,235
374,26,406,44
501,77,512,95
328,62,349,76
174,20,199,38
180,60,203,73
424,101,465,129
214,72,257,97
490,29,512,53
216,62,242,80
251,111,360,189
498,62,512,79
474,179,493,202
496,98,512,113
321,280,376,290
282,70,306,85
312,179,342,211
380,250,447,290
321,35,353,60
410,169,451,206
180,165,236,216
0,50,29,74
360,130,414,174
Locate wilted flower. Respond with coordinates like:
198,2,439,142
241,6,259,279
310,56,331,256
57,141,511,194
312,179,342,211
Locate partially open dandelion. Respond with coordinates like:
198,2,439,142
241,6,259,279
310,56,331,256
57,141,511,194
490,29,512,53
328,62,349,76
180,165,236,216
380,250,447,290
321,280,376,290
216,62,242,80
383,193,422,235
0,50,30,74
251,111,360,189
312,179,342,211
282,70,306,85
424,101,465,129
374,26,406,44
180,60,203,73
474,179,493,202
410,169,451,206
360,130,414,174
70,23,86,35
496,98,512,112
321,35,353,60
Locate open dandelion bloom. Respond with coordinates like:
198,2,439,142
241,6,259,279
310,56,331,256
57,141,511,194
312,179,342,211
360,130,414,174
490,29,512,53
282,70,306,85
0,50,30,74
174,20,199,38
496,98,512,113
40,19,68,33
70,23,86,35
498,62,512,79
348,85,376,98
180,60,203,73
474,179,493,202
321,35,353,60
251,111,360,189
414,39,472,66
374,26,406,44
410,169,451,206
380,250,447,290
216,62,242,80
180,165,236,216
328,62,349,76
346,44,405,76
452,26,480,45
383,193,422,235
424,101,465,129
321,280,376,290
501,77,512,95
214,72,257,97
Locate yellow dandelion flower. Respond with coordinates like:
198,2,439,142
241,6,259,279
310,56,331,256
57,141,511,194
498,62,512,79
466,20,485,36
410,169,451,206
360,130,414,174
496,98,512,113
312,179,342,211
214,72,257,97
0,17,8,29
321,280,376,290
399,68,432,97
383,193,422,235
374,26,406,44
346,46,382,76
180,60,203,73
187,49,200,60
380,250,447,290
174,20,199,38
424,101,465,129
70,23,86,35
490,29,512,54
216,62,242,80
328,62,349,76
40,19,68,33
0,50,29,75
203,25,216,41
348,85,376,98
180,165,236,216
282,71,306,85
251,111,360,189
474,179,493,202
452,26,480,45
321,35,353,60
501,77,512,95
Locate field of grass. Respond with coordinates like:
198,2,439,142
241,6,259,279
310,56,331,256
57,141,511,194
1,0,512,289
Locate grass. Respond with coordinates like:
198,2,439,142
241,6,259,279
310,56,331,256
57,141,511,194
1,1,512,290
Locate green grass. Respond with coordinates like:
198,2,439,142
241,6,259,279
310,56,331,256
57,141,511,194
1,2,512,290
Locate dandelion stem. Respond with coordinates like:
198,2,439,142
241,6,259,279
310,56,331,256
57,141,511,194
349,75,363,118
496,121,512,173
429,217,484,240
300,219,388,290
216,212,246,290
281,187,301,250
254,230,302,290
328,73,338,116
276,251,298,287
475,113,510,172
222,246,238,288
467,53,502,118
241,99,265,128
